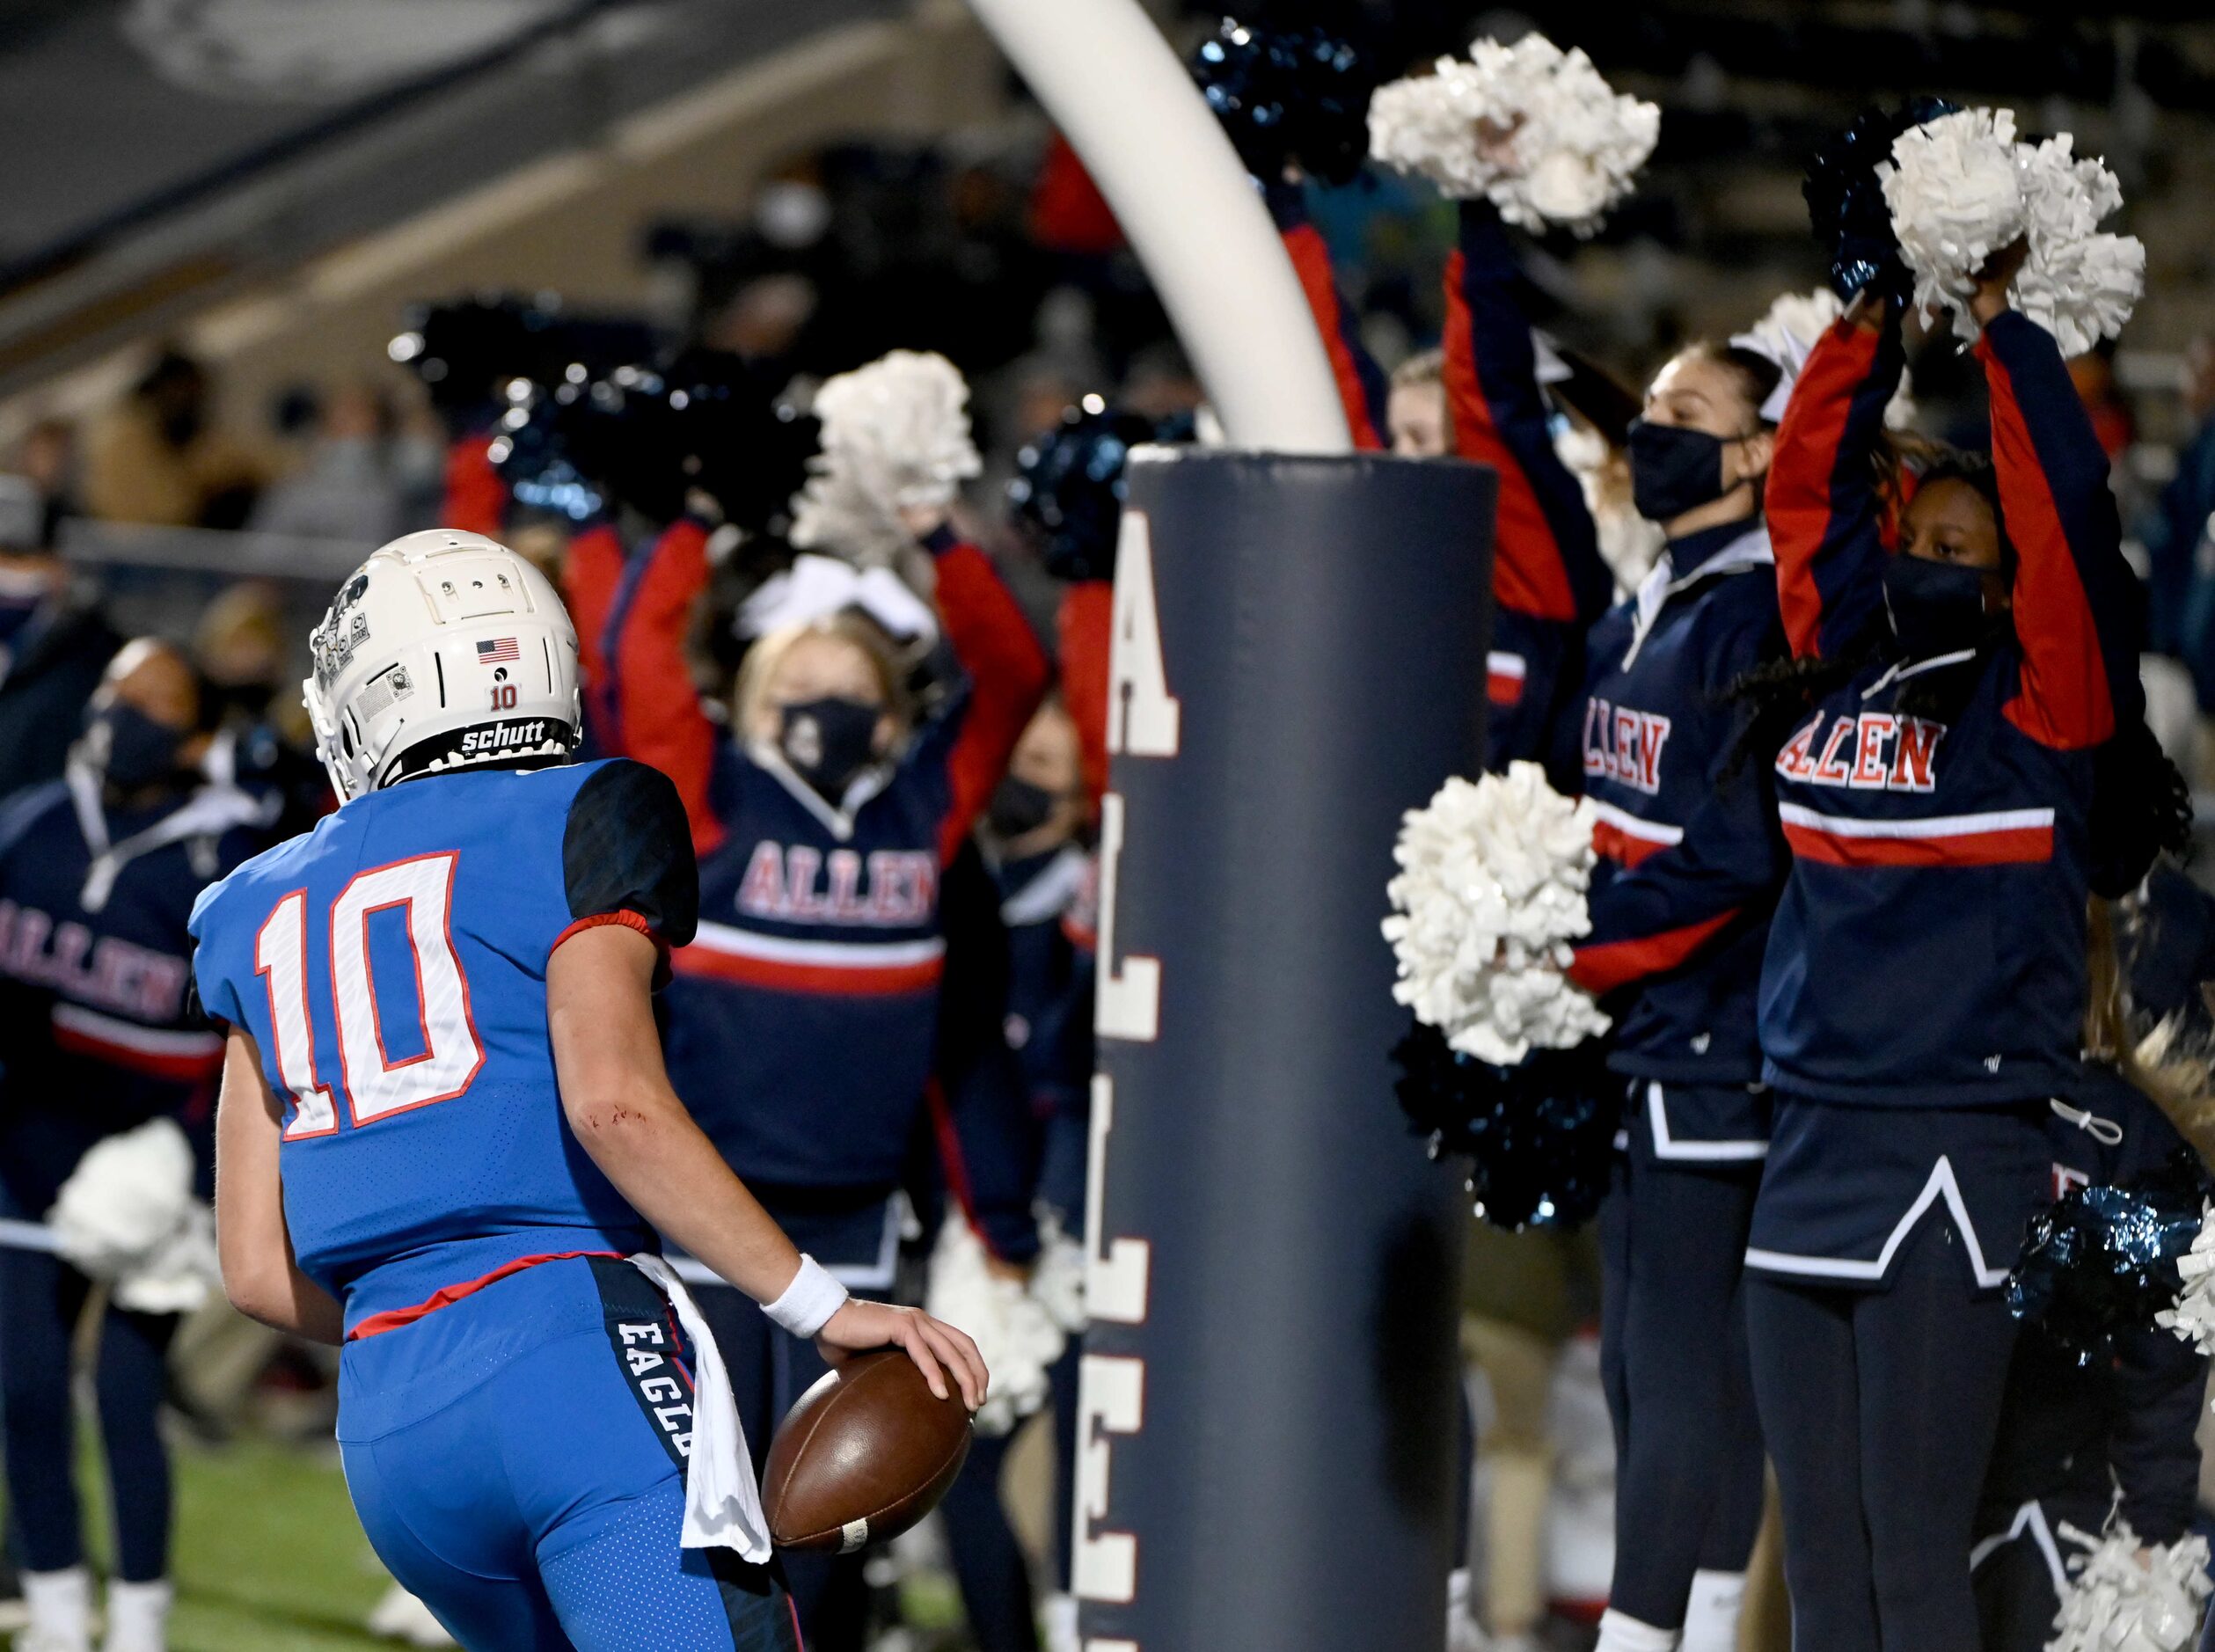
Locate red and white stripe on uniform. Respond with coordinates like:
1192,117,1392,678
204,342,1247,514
51,1003,224,1082
673,922,947,997
1486,651,1528,707
1588,799,1685,869
1777,802,2057,868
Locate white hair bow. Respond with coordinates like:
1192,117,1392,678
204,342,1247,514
736,553,939,649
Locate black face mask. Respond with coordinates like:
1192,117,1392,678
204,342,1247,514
987,776,1058,842
1627,420,1734,524
86,703,187,794
778,697,881,802
1882,553,1992,660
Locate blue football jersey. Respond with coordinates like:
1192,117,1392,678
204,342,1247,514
188,759,697,1336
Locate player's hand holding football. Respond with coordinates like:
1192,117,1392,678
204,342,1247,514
819,1299,988,1411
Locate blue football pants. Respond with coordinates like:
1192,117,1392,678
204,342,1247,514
338,1255,799,1652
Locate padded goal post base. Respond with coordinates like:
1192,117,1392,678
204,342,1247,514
1075,449,1498,1652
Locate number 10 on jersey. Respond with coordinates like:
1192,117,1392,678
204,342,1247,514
253,852,486,1137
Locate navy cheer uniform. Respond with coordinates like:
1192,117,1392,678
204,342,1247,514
1971,1071,2208,1652
0,766,266,1589
193,759,802,1651
931,843,1086,1652
994,843,1094,1232
1564,512,1787,1638
568,516,1048,1646
1743,306,2143,1652
998,842,1095,1601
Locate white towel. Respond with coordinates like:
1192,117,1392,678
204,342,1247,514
626,1254,772,1561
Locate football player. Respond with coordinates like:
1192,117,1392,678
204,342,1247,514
191,530,984,1652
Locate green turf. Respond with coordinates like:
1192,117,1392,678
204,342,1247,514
168,1438,391,1652
60,1433,391,1651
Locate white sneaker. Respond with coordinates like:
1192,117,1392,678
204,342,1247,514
1446,1568,1484,1652
17,1567,90,1652
17,1633,90,1652
366,1586,454,1648
101,1578,170,1652
1042,1593,1080,1652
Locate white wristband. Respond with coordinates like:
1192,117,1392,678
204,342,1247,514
764,1254,849,1340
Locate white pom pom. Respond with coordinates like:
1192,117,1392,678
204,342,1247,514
924,1217,1067,1437
2047,1520,2211,1652
48,1118,195,1281
788,350,981,566
1734,287,1918,428
2013,135,2146,356
1030,1210,1087,1336
2154,1202,2215,1354
1881,107,2025,337
113,1202,217,1314
1381,761,1611,1065
1881,108,2142,350
1368,34,1657,237
788,470,910,569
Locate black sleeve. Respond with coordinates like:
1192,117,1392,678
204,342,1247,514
562,760,699,947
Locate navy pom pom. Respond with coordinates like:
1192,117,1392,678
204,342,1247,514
493,352,819,531
2007,1145,2215,1366
1007,403,1166,583
1190,17,1376,187
1802,97,1960,302
1392,1022,1617,1232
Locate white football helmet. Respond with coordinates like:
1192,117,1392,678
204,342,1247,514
304,529,580,801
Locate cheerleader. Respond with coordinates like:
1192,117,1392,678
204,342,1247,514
1267,179,1613,771
1560,327,1789,1652
924,837,1051,1652
986,701,1095,1647
565,503,1049,1647
1743,248,2143,1649
930,704,1094,1652
0,640,267,1652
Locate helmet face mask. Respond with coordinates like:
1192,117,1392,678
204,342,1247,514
304,529,581,801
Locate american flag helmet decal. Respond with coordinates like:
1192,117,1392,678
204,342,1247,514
476,637,521,664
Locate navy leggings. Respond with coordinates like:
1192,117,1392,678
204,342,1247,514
939,1429,1038,1652
939,1335,1087,1648
0,1246,177,1581
1747,1221,2019,1652
1597,1151,1765,1627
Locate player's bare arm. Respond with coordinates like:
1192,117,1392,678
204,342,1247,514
547,922,987,1409
213,1027,344,1345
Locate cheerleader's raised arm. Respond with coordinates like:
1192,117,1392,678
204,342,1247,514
1443,200,1612,630
1263,176,1389,450
1765,301,1908,662
1976,303,2144,749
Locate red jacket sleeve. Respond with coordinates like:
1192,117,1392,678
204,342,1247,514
1979,311,2143,750
1766,314,1905,661
1264,180,1386,451
1441,201,1612,628
561,521,722,854
442,433,507,538
932,532,1053,866
1056,580,1114,809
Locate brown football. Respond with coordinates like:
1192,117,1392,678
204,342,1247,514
761,1349,974,1553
